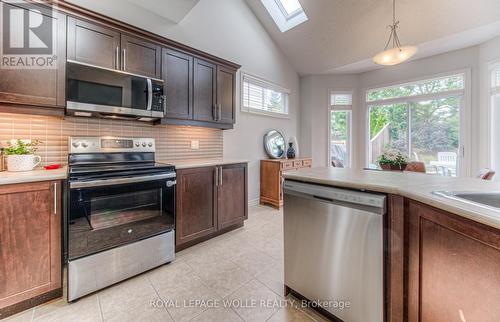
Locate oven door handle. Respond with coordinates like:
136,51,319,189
70,173,176,189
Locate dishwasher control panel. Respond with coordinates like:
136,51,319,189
283,180,386,211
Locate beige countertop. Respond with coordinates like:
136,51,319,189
283,167,500,230
0,159,249,185
0,167,68,186
161,158,248,169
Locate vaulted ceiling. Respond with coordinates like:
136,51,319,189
245,0,500,75
123,0,200,23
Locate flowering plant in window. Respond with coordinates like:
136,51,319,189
377,149,409,171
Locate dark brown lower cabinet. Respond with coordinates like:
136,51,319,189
175,166,218,247
217,164,248,229
0,181,62,319
176,163,247,250
406,200,500,322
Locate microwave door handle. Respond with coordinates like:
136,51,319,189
147,79,153,111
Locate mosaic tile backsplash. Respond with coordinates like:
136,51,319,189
0,113,223,167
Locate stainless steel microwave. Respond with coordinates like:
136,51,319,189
66,61,166,121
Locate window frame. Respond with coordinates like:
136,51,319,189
363,69,471,177
274,0,304,20
490,61,500,95
328,90,353,168
488,60,500,172
260,0,308,32
240,72,290,118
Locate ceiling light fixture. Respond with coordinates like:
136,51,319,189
373,0,417,66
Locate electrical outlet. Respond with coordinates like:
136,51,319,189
190,140,199,150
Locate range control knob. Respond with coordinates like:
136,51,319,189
135,142,140,147
72,142,80,148
142,142,147,147
81,142,88,148
148,142,153,147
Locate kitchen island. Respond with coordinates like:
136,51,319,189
283,167,500,322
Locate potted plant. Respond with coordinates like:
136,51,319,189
377,153,393,170
3,139,42,172
391,152,409,171
377,150,409,171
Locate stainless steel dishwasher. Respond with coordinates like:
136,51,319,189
283,180,386,322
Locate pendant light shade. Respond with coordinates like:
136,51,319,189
373,0,417,66
373,46,418,66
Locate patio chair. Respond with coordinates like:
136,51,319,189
437,152,457,165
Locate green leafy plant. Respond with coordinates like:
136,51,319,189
3,139,41,155
377,153,392,165
393,152,409,166
377,150,408,166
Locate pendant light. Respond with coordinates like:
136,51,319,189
373,0,417,66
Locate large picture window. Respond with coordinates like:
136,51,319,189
367,74,465,176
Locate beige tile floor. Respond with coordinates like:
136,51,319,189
4,205,329,322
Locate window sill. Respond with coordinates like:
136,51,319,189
241,109,290,119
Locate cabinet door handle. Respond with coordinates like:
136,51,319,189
218,104,222,121
122,48,126,71
115,46,119,70
212,104,216,120
219,166,223,185
215,166,219,186
53,182,57,215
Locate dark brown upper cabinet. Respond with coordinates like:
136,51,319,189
162,48,193,119
67,16,120,70
216,66,236,124
121,34,161,78
0,1,66,112
162,54,237,129
193,58,217,122
67,18,161,78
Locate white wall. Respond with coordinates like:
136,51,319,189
66,0,300,204
301,37,500,176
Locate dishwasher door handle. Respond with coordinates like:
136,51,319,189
313,195,335,203
283,180,386,214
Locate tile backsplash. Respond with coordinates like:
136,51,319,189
0,113,223,166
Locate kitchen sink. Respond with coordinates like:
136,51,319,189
432,191,500,210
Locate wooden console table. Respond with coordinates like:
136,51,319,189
260,157,312,209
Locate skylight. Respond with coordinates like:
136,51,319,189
261,0,308,32
276,0,303,18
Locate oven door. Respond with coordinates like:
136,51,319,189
68,174,175,260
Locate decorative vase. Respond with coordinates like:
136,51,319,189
6,155,41,172
286,142,296,159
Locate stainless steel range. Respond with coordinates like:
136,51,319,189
66,137,175,301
